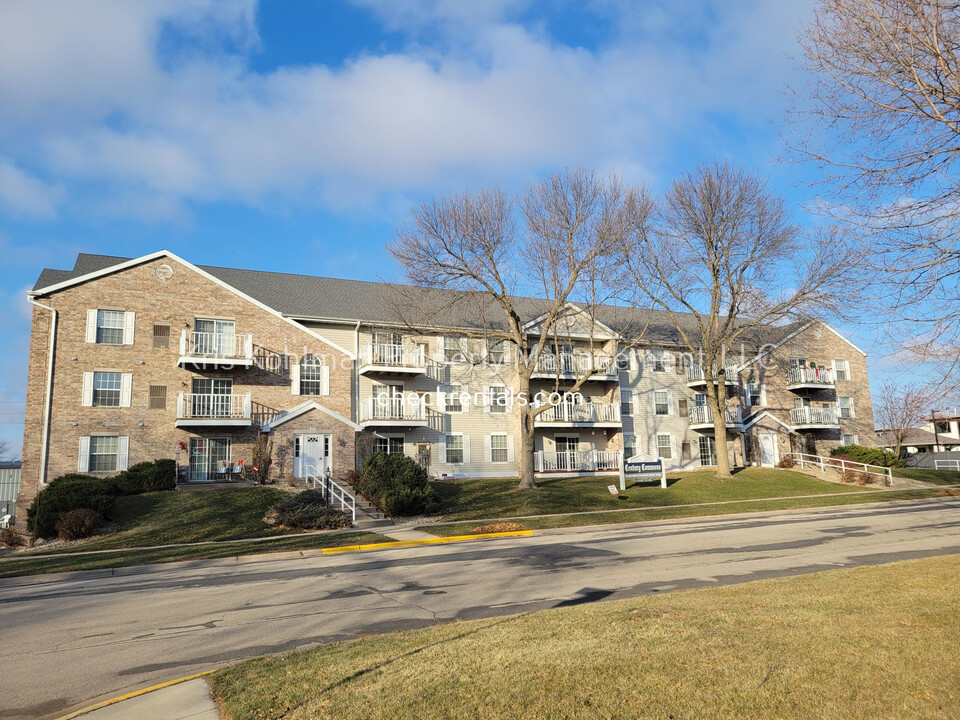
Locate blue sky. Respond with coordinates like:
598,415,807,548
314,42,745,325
0,0,916,454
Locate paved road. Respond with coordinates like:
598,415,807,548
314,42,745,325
2,497,958,720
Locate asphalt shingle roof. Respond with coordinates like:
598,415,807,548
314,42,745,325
31,252,803,347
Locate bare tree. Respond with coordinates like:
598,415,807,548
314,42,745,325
618,161,861,478
796,0,960,375
874,379,939,456
390,169,649,490
0,440,8,462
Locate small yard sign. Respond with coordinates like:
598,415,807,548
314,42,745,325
607,484,619,495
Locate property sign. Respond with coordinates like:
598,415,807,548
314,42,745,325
620,453,667,490
607,484,619,495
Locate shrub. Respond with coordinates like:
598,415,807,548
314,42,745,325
55,508,104,540
26,459,176,538
776,456,796,469
270,490,351,529
831,445,903,468
0,527,25,548
357,452,436,516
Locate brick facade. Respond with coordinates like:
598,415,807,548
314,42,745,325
16,255,354,524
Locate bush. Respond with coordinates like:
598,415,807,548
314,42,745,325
471,522,527,534
270,490,351,529
26,458,176,538
55,508,104,540
831,445,903,468
357,452,436,516
0,527,25,548
776,456,796,469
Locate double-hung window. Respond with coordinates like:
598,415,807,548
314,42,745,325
96,310,125,345
842,434,859,446
489,386,508,413
444,336,467,363
654,390,669,416
446,385,464,412
89,436,120,472
652,349,666,373
490,434,509,463
445,435,464,463
487,339,507,365
93,372,122,407
834,359,850,381
838,397,855,419
746,383,762,407
300,355,325,396
374,437,404,455
620,389,633,416
656,433,673,459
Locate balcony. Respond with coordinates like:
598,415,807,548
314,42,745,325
686,363,740,388
176,392,252,427
534,401,621,427
534,450,620,473
786,367,835,391
358,343,429,377
532,352,618,381
688,404,743,431
789,406,840,429
178,331,254,368
359,395,433,429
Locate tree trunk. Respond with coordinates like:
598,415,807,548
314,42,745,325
708,368,733,478
517,374,538,490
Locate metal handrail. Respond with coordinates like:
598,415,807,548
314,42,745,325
789,407,839,425
689,404,742,425
535,352,616,375
306,474,357,524
686,364,740,382
360,395,427,422
533,450,620,472
534,401,621,423
788,452,892,482
359,342,426,368
787,367,834,385
179,330,253,359
176,392,251,419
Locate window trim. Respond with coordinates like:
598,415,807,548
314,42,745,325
92,371,122,408
655,433,673,460
654,389,670,416
490,432,509,463
445,433,465,464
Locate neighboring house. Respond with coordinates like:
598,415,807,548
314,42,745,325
917,408,960,451
876,428,941,455
0,460,21,524
15,250,878,522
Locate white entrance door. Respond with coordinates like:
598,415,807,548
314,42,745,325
296,434,331,478
758,433,778,468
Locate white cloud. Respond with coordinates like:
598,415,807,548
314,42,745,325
0,158,64,218
0,0,815,220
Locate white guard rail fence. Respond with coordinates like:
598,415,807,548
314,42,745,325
935,459,960,471
306,474,357,525
534,450,620,472
788,452,893,485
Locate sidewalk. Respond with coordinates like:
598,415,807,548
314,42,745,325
62,678,218,720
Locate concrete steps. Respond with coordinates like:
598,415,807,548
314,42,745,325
348,487,395,529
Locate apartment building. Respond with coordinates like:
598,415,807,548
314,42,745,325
16,250,877,518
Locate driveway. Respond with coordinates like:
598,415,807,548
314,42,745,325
1,497,958,720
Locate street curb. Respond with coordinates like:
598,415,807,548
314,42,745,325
54,670,216,720
321,529,534,554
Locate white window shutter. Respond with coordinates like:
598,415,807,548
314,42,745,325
760,385,767,406
463,435,471,464
320,366,330,396
78,437,90,472
85,309,98,343
82,372,94,407
120,373,132,407
176,392,184,418
290,364,300,395
506,435,515,463
123,311,136,345
849,398,856,418
436,338,446,362
117,437,129,471
667,391,673,415
438,438,446,464
484,435,492,463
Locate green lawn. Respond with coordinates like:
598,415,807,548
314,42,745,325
211,554,960,720
432,468,870,521
28,487,296,554
0,532,390,579
892,467,960,486
0,487,395,578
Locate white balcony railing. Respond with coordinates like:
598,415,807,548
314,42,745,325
534,352,616,376
179,331,253,361
360,395,428,423
534,449,621,473
787,367,835,386
176,392,251,421
359,342,427,369
686,363,740,383
535,402,621,424
688,404,742,425
789,406,839,426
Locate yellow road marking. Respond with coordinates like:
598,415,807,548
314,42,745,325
55,670,216,720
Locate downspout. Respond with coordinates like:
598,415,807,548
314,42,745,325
354,320,361,471
29,298,57,488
